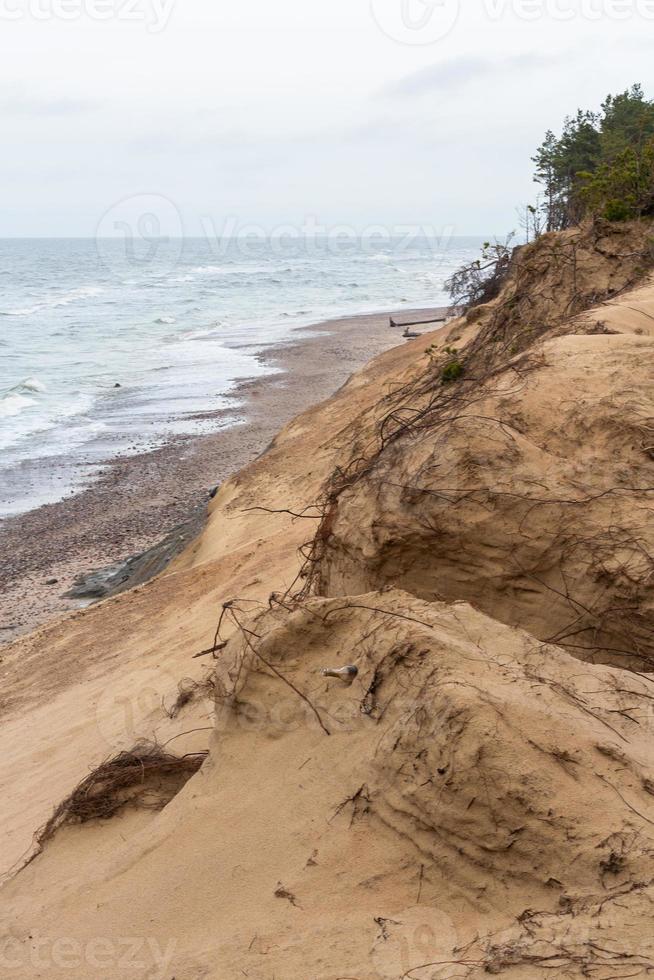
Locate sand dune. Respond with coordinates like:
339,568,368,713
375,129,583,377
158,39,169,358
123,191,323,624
1,222,654,979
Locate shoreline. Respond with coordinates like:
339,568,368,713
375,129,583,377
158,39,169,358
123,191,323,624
0,306,447,644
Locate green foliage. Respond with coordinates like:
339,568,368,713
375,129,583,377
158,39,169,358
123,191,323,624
604,200,634,222
600,84,654,161
532,112,601,230
579,138,654,221
445,86,654,331
532,84,654,229
441,360,464,383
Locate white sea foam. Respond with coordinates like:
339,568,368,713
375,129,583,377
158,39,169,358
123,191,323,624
180,322,224,341
0,387,97,456
0,286,104,317
0,376,47,416
0,392,35,418
0,235,482,519
192,264,231,275
20,377,47,393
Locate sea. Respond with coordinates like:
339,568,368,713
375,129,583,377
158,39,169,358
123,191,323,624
0,235,484,519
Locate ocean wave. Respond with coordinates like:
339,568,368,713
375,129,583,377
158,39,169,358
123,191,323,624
0,376,47,402
0,286,104,317
179,322,224,341
0,376,46,420
190,265,232,276
0,392,35,419
155,316,176,324
0,409,105,458
189,263,269,277
280,309,311,319
0,385,96,455
20,376,47,393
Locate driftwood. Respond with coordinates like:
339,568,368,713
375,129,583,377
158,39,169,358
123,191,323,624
390,314,447,328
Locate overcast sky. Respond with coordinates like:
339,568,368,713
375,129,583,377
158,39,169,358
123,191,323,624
1,0,653,236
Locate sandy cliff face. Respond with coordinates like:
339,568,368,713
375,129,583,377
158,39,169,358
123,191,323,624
310,225,654,673
315,328,654,671
1,224,654,979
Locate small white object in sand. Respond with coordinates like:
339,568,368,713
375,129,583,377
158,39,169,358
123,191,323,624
320,665,358,683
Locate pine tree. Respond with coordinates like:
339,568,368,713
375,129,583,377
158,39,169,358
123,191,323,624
532,130,560,232
601,84,654,162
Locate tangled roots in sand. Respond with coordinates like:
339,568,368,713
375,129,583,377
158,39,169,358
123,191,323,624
37,741,207,844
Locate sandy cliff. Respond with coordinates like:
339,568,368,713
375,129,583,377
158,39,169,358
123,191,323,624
1,222,654,979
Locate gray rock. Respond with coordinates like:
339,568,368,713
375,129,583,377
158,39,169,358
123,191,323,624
64,502,207,601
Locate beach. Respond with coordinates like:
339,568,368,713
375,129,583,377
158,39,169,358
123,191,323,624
2,8,653,971
1,223,654,977
0,306,446,643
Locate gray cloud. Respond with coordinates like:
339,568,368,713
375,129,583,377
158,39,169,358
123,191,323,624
382,52,561,98
1,93,97,116
0,2,647,236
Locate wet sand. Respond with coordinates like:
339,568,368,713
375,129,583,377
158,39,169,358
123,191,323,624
0,307,447,643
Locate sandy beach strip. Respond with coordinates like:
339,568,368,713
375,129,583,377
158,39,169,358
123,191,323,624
0,306,448,643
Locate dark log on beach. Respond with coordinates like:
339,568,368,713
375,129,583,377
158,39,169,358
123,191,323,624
389,314,448,328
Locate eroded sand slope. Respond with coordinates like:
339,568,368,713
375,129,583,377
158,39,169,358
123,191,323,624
1,223,654,979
